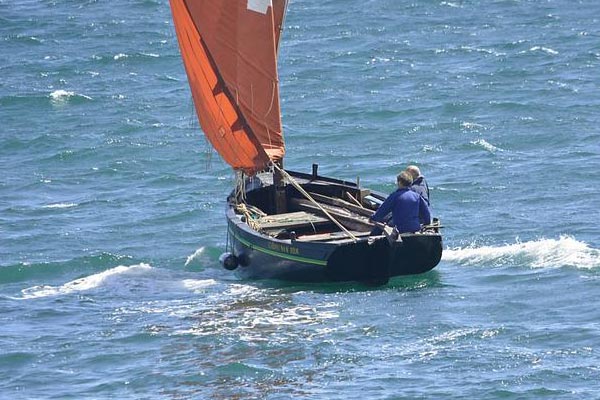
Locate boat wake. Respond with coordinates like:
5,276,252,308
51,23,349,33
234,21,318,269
184,246,208,267
17,263,154,299
183,245,226,272
442,236,600,269
12,262,222,301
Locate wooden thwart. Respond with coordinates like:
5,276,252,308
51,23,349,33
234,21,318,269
258,211,329,230
296,230,371,242
258,191,378,240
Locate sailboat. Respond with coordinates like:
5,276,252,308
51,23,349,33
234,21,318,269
169,0,442,284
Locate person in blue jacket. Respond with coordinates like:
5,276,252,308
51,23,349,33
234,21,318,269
406,165,430,205
370,171,431,234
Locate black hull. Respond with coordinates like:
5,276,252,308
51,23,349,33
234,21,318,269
229,217,442,283
224,170,443,284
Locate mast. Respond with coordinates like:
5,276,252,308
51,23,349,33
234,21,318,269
272,0,289,213
273,160,287,213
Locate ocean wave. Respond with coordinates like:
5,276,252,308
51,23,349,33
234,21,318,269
461,121,485,130
181,278,218,293
471,138,504,153
183,246,223,271
172,286,341,342
443,236,600,269
5,34,43,45
440,1,461,8
16,263,153,300
184,247,206,267
528,46,559,56
110,52,162,62
10,259,223,301
49,90,93,104
0,253,136,284
0,93,59,108
42,203,78,209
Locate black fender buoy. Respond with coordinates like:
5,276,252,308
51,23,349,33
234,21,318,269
219,252,239,270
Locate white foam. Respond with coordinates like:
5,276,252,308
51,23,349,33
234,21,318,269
461,121,485,130
184,247,206,267
49,90,92,103
441,2,461,8
530,46,559,55
50,89,75,100
461,46,506,57
172,300,340,340
443,236,600,269
181,278,218,293
471,138,503,153
18,263,153,299
42,203,77,209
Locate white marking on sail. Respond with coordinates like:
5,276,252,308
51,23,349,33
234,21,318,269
247,0,272,14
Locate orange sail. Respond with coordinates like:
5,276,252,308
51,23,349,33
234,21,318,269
170,0,286,175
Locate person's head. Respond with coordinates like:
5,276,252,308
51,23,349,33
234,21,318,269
396,171,413,188
406,165,421,180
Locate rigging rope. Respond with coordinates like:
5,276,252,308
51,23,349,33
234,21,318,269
272,163,358,242
234,172,267,231
235,203,262,230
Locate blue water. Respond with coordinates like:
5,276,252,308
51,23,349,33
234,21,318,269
2,0,600,398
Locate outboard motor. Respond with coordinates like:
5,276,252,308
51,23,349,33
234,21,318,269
219,252,239,270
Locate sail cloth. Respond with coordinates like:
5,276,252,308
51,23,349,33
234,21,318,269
170,0,286,175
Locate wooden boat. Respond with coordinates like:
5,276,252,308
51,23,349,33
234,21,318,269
169,0,442,284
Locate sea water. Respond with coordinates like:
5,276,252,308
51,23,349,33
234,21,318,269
1,0,600,398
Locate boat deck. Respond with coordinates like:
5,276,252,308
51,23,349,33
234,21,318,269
258,211,329,231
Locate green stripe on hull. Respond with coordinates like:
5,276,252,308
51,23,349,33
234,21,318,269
229,228,327,266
